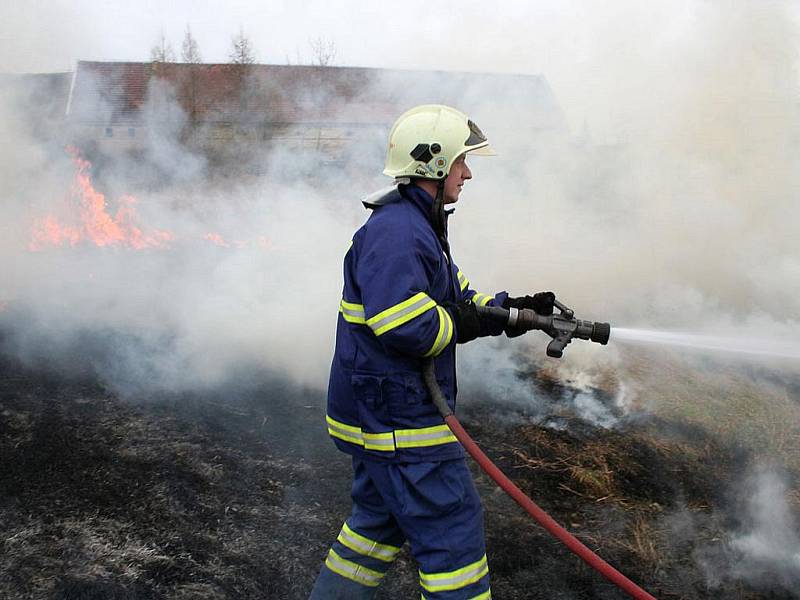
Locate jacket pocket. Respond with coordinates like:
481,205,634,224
351,373,395,455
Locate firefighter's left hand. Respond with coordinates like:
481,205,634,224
503,292,555,315
502,292,556,338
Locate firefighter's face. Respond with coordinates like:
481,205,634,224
443,154,472,204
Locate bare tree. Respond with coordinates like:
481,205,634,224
181,25,202,64
150,30,175,63
230,28,256,65
309,36,337,66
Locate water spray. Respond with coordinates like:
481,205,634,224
422,299,657,599
613,327,800,360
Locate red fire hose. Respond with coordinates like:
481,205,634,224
423,360,657,600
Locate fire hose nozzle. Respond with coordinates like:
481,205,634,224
475,300,611,358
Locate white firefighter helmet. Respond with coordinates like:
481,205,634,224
383,104,495,180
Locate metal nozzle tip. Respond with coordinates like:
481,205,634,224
592,322,611,345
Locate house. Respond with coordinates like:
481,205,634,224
63,61,567,175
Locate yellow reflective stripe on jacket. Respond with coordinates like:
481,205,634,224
457,270,469,291
339,299,366,324
419,554,489,593
471,292,493,307
326,415,364,446
326,416,458,451
363,431,395,451
395,424,457,449
423,306,453,357
337,522,401,563
325,548,384,587
367,292,436,336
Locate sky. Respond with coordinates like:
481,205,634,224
2,0,769,139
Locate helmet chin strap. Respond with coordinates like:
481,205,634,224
431,178,448,243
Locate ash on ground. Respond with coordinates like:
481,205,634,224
1,351,798,600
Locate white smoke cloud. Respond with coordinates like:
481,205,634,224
698,466,800,593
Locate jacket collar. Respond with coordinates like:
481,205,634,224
399,183,455,224
398,182,434,216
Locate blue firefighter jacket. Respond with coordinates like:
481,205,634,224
326,183,508,463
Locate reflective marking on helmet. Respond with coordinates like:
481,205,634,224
471,292,493,307
326,415,364,446
337,523,402,563
424,306,453,357
363,431,395,451
419,554,489,592
325,548,384,587
367,292,436,336
457,270,469,291
339,299,366,324
394,424,457,449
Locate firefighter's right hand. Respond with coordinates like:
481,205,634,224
446,301,481,344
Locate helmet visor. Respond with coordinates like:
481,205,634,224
464,119,496,155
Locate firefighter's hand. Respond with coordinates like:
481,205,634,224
502,292,555,338
446,301,481,344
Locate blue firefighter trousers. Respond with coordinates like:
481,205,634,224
309,456,491,599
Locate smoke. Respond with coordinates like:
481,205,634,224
2,2,799,399
697,465,800,594
2,3,800,593
0,71,363,395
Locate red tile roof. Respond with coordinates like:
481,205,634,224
68,61,565,130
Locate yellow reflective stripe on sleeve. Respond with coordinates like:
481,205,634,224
367,292,436,336
337,523,402,563
471,292,493,307
457,270,469,291
395,424,457,449
326,415,364,446
424,306,453,357
363,431,395,451
339,299,366,324
325,548,384,587
419,554,489,593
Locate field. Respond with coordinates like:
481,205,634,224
1,344,798,599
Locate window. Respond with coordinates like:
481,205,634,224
105,127,113,138
128,128,136,138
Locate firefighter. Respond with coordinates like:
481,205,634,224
310,104,555,599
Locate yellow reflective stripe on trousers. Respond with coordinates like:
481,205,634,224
457,270,469,291
367,292,436,336
325,548,384,587
471,292,493,307
422,591,491,600
419,554,489,593
424,306,454,357
339,299,366,324
395,424,457,449
337,522,401,563
326,415,364,446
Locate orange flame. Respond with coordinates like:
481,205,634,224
29,147,174,251
204,232,231,247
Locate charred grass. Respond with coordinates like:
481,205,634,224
1,349,799,599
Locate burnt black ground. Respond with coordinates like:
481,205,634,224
1,353,797,600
